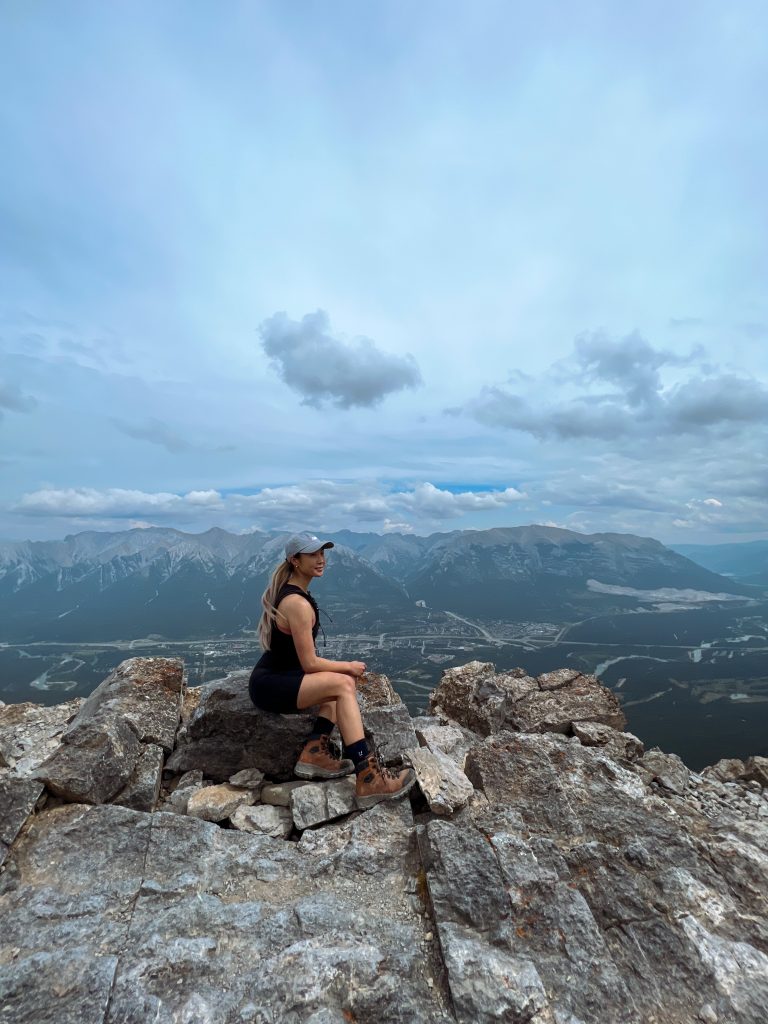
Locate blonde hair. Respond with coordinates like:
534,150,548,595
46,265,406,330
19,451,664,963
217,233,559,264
258,558,293,651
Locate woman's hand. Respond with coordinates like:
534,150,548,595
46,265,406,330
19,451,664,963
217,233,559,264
346,661,367,677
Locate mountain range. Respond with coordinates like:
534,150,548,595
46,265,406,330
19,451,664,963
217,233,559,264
0,525,762,642
671,540,768,586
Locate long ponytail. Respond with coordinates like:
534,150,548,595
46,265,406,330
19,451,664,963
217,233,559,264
258,558,293,651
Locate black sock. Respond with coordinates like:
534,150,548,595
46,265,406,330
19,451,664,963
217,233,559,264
343,738,370,771
308,715,335,740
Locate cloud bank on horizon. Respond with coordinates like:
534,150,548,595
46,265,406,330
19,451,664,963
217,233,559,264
0,1,766,545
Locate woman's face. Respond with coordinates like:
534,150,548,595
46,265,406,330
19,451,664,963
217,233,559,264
294,549,327,577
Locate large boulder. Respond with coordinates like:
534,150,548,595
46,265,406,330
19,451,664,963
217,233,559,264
418,728,768,1023
32,712,142,804
31,658,183,804
70,656,184,753
166,671,315,782
430,660,626,736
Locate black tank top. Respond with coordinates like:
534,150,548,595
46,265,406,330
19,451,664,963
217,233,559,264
256,583,319,671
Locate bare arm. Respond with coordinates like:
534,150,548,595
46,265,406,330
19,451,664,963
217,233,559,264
278,595,365,676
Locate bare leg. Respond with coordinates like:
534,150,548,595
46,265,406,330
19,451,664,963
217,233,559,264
316,701,336,724
297,672,364,745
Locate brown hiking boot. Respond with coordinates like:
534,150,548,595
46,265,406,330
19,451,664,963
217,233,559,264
294,734,355,780
355,753,416,809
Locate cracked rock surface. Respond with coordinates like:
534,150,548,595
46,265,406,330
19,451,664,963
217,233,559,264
0,802,446,1024
1,658,766,1024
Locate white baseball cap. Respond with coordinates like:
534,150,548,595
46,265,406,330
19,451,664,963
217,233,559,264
284,532,335,558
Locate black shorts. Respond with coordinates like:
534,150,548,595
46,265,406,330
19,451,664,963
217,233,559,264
248,665,305,714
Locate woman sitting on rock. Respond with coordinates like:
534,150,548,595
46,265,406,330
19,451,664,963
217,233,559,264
249,532,415,808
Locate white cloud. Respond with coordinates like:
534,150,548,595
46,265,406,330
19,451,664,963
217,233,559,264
13,480,526,532
259,310,422,409
14,488,225,518
457,332,768,442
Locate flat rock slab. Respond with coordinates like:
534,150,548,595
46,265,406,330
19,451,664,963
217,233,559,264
231,803,293,838
0,776,44,866
166,671,315,782
363,703,418,765
112,743,165,812
405,746,474,816
0,802,445,1023
0,698,82,777
261,780,311,806
186,782,254,822
290,777,357,830
422,730,768,1023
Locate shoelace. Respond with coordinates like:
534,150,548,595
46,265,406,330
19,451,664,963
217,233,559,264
320,734,342,762
370,750,400,780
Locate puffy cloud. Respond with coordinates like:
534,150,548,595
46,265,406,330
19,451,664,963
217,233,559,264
666,375,768,428
13,480,524,531
394,482,526,516
259,310,422,408
457,331,768,443
14,488,224,517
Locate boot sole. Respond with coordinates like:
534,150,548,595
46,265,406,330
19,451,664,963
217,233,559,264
294,762,355,780
356,770,417,809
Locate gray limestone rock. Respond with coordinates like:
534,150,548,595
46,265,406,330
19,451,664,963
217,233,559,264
435,727,768,1023
538,667,582,691
165,670,314,781
508,673,626,734
0,950,119,1024
0,801,443,1023
175,769,204,789
112,742,164,812
0,698,83,777
429,661,537,736
231,803,293,838
3,655,767,1024
290,777,357,830
261,780,311,806
228,767,265,789
0,777,44,866
701,757,747,783
31,712,142,804
744,755,768,788
429,661,625,738
356,670,401,707
363,703,418,764
186,782,254,822
297,798,415,878
640,748,691,794
438,923,552,1024
71,656,183,753
28,658,183,806
405,745,474,815
572,720,645,761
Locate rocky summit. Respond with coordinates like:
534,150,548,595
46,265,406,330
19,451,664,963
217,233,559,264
0,658,766,1024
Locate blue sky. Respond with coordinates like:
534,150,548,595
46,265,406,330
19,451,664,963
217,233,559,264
1,0,766,543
